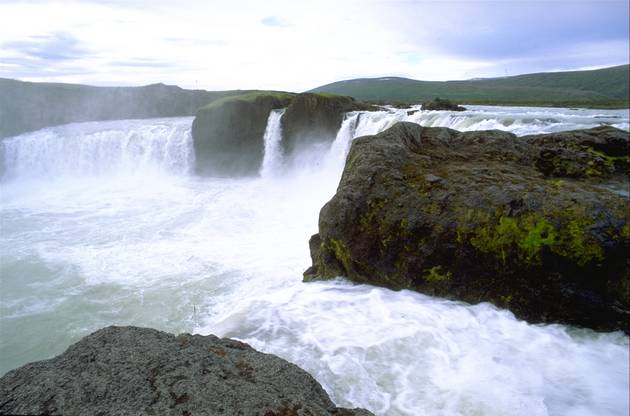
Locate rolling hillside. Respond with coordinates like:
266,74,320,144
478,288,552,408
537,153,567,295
310,65,630,108
0,79,255,138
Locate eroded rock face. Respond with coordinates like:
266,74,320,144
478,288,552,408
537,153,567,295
305,123,630,333
421,98,466,111
192,93,294,176
0,326,373,416
281,93,374,155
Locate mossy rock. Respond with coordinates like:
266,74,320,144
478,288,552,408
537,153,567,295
191,92,295,176
421,97,466,111
305,122,630,333
527,126,630,178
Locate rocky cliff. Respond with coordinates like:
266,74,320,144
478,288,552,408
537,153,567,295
191,92,375,176
191,92,294,176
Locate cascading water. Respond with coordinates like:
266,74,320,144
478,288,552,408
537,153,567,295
1,107,628,416
260,109,286,178
346,105,630,137
325,113,360,172
0,117,194,181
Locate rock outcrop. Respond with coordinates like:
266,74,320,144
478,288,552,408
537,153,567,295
0,326,373,416
421,98,466,111
191,92,376,175
192,92,294,176
305,123,630,333
281,93,375,155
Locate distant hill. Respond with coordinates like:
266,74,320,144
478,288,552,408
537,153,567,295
310,65,630,108
0,79,257,138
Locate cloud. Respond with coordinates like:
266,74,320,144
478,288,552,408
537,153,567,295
108,59,174,68
382,0,629,61
261,16,291,28
2,32,90,62
0,0,627,90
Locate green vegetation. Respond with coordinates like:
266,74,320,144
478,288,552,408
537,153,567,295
358,199,386,233
328,238,352,272
463,210,605,266
199,91,295,111
310,65,630,108
0,78,261,138
423,266,452,283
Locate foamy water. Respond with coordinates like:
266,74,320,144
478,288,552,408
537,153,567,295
1,106,628,415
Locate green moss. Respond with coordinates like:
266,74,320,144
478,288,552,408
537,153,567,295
381,235,393,249
423,266,452,283
402,164,433,196
470,215,522,264
551,218,604,266
329,238,351,272
518,216,557,262
500,294,514,305
200,91,295,110
345,151,361,171
464,209,604,266
359,199,386,233
581,146,629,177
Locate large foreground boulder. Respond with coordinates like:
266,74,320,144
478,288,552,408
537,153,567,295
192,92,294,176
305,123,629,333
0,326,372,416
281,93,375,155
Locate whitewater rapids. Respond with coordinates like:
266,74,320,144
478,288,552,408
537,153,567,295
1,106,628,416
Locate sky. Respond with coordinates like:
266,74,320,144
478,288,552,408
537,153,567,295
0,0,628,91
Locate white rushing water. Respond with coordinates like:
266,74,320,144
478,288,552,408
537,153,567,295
260,109,286,178
1,106,629,416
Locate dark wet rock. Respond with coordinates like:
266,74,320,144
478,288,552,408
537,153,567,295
281,93,375,155
304,123,630,333
421,97,466,111
191,92,294,176
0,326,373,416
526,126,630,178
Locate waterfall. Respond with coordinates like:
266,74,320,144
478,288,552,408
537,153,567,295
324,113,360,172
0,117,194,181
348,105,630,137
1,106,629,414
259,109,286,178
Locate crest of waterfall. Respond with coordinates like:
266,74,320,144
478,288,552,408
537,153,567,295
324,113,360,172
259,109,286,178
348,105,630,137
0,118,194,181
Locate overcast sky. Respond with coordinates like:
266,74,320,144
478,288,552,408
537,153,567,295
0,0,628,91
